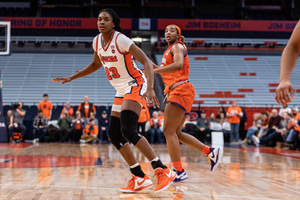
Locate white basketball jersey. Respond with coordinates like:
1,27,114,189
93,31,146,89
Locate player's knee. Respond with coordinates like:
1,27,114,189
107,116,128,150
120,110,142,145
121,123,142,145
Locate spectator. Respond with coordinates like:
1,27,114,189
279,102,292,117
257,112,269,138
216,106,226,120
252,109,281,146
77,96,96,119
286,107,300,149
32,110,48,143
81,119,99,143
61,102,74,117
137,105,150,137
8,102,26,141
38,94,53,120
253,112,290,147
5,110,11,133
87,112,98,127
71,111,85,142
209,112,217,123
99,110,109,143
149,111,163,143
242,113,261,144
226,100,243,144
239,107,247,140
196,110,210,142
57,111,72,142
157,110,164,122
278,112,291,147
217,112,228,125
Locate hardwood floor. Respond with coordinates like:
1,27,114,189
0,143,299,200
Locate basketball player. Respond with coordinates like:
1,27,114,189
152,25,221,182
52,8,175,193
275,21,300,105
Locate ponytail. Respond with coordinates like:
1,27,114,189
99,8,122,33
179,35,185,43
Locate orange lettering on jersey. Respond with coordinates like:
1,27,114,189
99,54,118,64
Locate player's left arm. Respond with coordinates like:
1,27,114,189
154,43,184,74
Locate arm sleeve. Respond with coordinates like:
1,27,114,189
92,105,96,112
49,102,53,109
116,34,134,53
38,102,41,109
78,104,82,111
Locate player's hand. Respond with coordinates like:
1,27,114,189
275,80,295,105
51,77,72,85
142,89,160,108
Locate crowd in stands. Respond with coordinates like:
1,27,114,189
4,96,300,150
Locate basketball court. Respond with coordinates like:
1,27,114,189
0,143,299,200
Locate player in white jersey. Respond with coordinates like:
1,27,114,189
52,8,175,193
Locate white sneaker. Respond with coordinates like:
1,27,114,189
206,147,221,172
252,135,260,147
119,174,153,193
80,139,86,143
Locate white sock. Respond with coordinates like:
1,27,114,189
150,157,159,163
130,163,140,168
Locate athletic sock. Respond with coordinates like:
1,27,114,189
201,145,211,155
151,157,167,170
130,163,145,178
172,160,183,172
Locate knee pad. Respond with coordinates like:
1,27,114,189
107,116,128,150
120,110,142,145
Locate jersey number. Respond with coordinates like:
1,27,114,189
105,67,120,80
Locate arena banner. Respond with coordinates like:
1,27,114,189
158,19,297,32
0,17,132,30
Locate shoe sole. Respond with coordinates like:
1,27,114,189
154,173,176,193
211,148,221,172
119,183,153,193
252,135,260,147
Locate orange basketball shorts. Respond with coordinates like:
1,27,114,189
112,83,147,113
167,82,195,114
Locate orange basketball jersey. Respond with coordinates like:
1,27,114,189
160,41,189,93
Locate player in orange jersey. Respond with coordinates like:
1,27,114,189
153,25,221,181
52,8,175,193
275,21,300,105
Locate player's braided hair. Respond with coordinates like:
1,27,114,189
99,8,122,33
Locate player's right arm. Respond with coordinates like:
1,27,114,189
51,51,102,84
275,21,300,105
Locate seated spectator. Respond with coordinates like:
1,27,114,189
286,107,300,149
32,110,48,143
137,105,150,137
257,112,269,138
252,109,281,147
99,110,109,143
57,112,72,142
279,102,292,117
196,110,210,142
242,113,261,144
253,112,290,148
78,96,96,119
149,111,163,143
9,102,26,142
81,119,99,143
61,102,73,117
87,112,98,127
71,111,85,142
209,112,217,123
38,94,53,120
